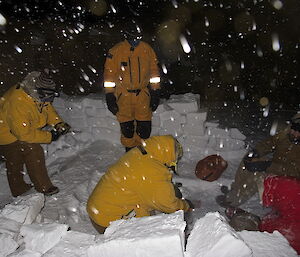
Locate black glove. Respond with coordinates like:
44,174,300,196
105,93,119,115
149,89,160,112
54,122,71,135
50,129,62,141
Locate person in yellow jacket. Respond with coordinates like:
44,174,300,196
103,20,161,151
87,135,192,233
0,70,71,197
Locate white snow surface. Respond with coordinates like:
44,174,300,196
0,93,297,256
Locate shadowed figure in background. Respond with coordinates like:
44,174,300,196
0,70,71,197
216,112,300,207
103,20,161,152
86,135,194,234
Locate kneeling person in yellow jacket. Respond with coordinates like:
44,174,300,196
0,70,71,197
87,135,192,234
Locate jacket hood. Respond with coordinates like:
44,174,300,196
142,135,177,166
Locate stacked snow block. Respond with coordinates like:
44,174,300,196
185,212,253,257
0,193,45,257
51,93,247,161
87,211,186,257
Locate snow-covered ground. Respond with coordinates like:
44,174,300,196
0,93,298,256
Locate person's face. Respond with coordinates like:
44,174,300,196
289,129,300,143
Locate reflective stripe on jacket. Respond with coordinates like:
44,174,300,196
0,85,63,145
87,135,189,227
103,40,160,93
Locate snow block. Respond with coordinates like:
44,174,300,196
43,230,96,257
153,104,169,114
0,217,21,237
183,123,205,136
159,110,182,121
86,117,107,128
105,117,120,132
151,126,160,136
229,128,247,141
166,94,199,114
0,193,44,224
82,97,105,109
20,223,69,254
52,97,66,109
160,119,183,138
65,117,88,130
205,121,219,128
184,135,209,148
9,249,42,257
238,230,298,257
91,127,120,144
88,211,186,257
85,107,107,117
208,137,245,151
206,127,230,138
0,233,19,257
185,212,252,257
186,112,207,124
152,115,161,127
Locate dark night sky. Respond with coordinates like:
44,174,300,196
0,0,299,107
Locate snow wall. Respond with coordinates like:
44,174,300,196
46,92,247,165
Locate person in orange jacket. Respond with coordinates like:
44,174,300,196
103,20,161,151
0,70,71,197
86,135,193,234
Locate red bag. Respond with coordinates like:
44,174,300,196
195,155,228,181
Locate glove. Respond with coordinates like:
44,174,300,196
105,93,118,115
50,129,62,141
149,89,160,112
54,122,71,135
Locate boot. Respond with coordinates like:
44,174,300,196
125,147,134,152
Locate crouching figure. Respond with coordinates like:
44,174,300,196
226,175,300,254
86,135,192,234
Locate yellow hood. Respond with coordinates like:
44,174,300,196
142,135,177,166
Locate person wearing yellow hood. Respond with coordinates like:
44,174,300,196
87,135,192,233
0,70,71,197
103,20,161,152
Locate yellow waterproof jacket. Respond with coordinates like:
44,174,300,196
87,135,190,227
103,40,160,94
0,85,63,145
255,129,300,178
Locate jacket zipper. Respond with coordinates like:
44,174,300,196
138,57,141,84
128,57,132,87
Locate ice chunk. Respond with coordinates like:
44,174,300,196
43,230,95,257
151,127,160,136
20,223,69,254
52,97,66,109
229,128,246,140
153,104,168,114
0,193,44,224
238,230,298,257
88,211,186,257
185,212,252,257
0,233,19,257
64,106,84,118
65,117,88,130
208,137,245,151
166,93,199,114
